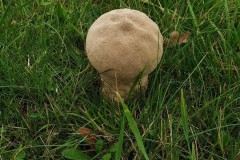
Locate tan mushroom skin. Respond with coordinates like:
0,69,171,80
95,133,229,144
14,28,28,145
86,9,163,100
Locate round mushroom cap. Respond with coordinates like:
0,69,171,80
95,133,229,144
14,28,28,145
86,9,163,80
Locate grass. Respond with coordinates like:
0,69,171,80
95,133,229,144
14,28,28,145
0,0,239,159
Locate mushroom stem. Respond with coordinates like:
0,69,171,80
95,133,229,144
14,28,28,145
101,75,148,101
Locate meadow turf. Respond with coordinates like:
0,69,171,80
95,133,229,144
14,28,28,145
0,0,240,159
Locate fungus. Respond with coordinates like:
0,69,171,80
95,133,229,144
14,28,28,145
86,9,163,101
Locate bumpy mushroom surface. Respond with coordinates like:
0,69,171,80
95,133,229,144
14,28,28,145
86,8,163,100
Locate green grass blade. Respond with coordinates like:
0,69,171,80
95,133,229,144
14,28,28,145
115,115,125,160
118,94,149,160
209,20,227,50
224,0,231,42
190,142,196,160
187,0,199,34
180,89,189,143
127,65,147,99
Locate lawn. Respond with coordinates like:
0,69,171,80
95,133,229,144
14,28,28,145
0,0,239,159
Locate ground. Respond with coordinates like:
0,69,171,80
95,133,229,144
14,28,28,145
0,0,239,159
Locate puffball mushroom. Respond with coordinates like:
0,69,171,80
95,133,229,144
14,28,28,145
86,9,163,101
